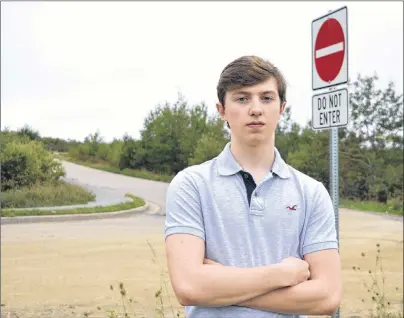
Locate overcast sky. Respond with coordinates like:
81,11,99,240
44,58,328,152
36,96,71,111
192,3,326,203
2,1,403,142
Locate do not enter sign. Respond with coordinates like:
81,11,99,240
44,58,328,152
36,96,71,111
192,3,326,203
312,7,348,90
315,18,345,82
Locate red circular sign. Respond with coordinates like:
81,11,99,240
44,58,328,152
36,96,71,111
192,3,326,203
315,18,345,82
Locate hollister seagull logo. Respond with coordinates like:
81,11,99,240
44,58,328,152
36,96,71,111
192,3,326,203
286,205,297,211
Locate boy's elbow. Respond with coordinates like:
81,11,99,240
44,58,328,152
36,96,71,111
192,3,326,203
175,284,194,306
174,283,204,306
321,289,342,315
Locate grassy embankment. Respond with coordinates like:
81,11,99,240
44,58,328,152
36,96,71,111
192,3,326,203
1,181,145,218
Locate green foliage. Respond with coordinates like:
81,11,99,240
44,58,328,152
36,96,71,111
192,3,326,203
349,73,403,149
1,180,96,209
189,130,228,166
67,93,230,176
119,134,145,170
42,136,80,152
0,135,65,191
16,124,41,141
138,93,228,174
67,131,123,166
10,72,402,211
340,199,403,216
287,127,330,188
1,194,145,217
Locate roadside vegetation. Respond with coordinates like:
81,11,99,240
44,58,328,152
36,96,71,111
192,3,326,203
2,73,402,216
0,130,96,213
0,129,145,217
1,194,145,217
0,180,95,209
38,73,403,216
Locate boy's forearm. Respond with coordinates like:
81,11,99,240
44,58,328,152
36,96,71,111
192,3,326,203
179,263,289,307
238,279,340,315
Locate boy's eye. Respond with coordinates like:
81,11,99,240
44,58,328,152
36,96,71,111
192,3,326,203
263,96,273,101
238,97,247,102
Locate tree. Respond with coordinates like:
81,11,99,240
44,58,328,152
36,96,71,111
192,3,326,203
189,116,229,166
17,125,41,141
0,138,65,191
84,130,103,157
348,73,403,149
119,134,146,170
137,93,228,174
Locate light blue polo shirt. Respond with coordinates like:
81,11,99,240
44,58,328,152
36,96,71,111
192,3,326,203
165,142,338,318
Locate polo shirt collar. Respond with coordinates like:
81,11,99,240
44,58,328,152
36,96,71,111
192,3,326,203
217,142,291,179
217,142,242,176
271,147,292,179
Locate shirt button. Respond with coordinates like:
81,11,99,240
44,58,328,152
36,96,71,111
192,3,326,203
244,174,249,179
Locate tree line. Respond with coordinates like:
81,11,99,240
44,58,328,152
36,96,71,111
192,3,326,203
2,73,403,210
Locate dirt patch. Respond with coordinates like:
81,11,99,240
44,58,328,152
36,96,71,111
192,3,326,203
1,209,403,318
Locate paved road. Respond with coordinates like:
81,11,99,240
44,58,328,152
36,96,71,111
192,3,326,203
61,161,170,214
1,161,169,242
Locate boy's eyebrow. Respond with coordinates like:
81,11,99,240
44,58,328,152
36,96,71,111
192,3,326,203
231,90,278,95
261,90,278,95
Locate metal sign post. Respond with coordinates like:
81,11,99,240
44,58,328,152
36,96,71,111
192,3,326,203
330,126,340,242
330,127,340,318
312,7,349,318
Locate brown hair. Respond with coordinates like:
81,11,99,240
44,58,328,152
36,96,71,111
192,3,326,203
216,55,287,107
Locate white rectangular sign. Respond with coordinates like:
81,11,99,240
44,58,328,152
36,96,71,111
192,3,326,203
312,6,348,90
312,88,348,130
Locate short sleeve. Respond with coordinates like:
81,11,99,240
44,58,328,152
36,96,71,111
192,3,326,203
164,170,205,241
302,182,339,256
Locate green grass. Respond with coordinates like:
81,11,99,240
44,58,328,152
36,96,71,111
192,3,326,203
1,180,96,209
58,153,174,183
1,194,145,217
340,199,403,216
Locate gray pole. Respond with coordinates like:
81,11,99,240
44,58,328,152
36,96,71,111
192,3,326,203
330,126,340,318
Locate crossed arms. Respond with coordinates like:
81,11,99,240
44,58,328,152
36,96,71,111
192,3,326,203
165,233,341,316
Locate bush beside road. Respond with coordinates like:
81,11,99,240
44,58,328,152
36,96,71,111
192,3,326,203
0,131,146,219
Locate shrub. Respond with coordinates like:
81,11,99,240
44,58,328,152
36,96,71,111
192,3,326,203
0,139,65,191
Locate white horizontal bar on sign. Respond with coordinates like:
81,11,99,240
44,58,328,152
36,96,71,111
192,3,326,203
316,42,344,58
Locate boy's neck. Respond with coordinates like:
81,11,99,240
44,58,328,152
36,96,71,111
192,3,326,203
230,136,276,174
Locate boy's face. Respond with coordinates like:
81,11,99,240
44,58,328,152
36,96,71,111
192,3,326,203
216,77,286,146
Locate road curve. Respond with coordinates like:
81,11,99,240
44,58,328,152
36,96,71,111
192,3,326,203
1,161,170,242
61,161,170,215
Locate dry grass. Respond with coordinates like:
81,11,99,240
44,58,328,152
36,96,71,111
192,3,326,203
1,209,403,318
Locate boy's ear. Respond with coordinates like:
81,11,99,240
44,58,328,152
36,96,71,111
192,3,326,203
216,102,225,119
280,102,287,115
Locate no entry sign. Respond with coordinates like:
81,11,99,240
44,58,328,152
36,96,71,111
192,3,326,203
312,7,348,90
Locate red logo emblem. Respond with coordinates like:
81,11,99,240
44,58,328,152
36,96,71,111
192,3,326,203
286,205,297,211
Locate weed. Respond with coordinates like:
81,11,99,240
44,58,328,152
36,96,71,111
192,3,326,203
88,241,184,318
353,243,403,317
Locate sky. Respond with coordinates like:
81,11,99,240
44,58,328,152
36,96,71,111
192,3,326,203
1,1,403,142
